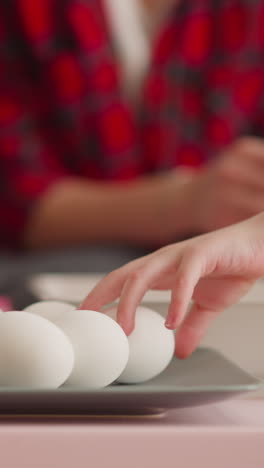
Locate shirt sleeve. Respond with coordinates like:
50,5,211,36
0,4,73,249
0,90,68,249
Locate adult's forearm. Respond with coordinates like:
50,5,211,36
23,172,197,249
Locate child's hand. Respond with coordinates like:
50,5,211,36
80,213,264,358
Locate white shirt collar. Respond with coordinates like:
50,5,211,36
103,0,151,101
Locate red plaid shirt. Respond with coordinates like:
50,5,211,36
1,0,264,247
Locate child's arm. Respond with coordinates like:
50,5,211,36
80,212,264,358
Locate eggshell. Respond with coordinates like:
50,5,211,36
0,311,74,388
24,300,75,322
107,306,175,383
59,310,129,388
27,305,130,389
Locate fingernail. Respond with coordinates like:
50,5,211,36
165,321,175,330
165,315,172,327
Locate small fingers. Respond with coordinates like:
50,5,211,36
80,241,206,346
165,254,202,330
78,258,144,310
116,254,175,334
175,302,221,359
78,270,125,311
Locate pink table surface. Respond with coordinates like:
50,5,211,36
1,399,264,468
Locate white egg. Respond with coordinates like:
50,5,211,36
42,309,129,388
0,311,74,388
107,306,175,384
24,300,75,322
25,302,129,388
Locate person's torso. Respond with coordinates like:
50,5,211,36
0,0,264,180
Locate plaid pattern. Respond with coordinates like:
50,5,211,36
0,0,264,247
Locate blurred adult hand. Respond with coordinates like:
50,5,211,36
190,137,264,232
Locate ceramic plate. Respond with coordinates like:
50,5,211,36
0,348,261,416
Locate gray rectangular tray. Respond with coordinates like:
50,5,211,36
0,348,261,416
